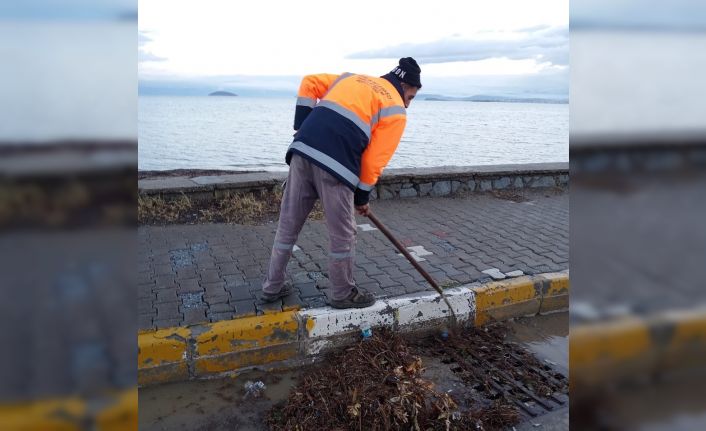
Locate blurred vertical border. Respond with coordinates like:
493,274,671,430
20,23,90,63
0,1,137,429
570,1,706,430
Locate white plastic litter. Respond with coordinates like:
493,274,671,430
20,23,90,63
244,380,266,399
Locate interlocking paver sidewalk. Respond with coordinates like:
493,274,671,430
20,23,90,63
138,189,569,330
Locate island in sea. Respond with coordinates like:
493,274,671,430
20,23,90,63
420,94,567,104
208,91,238,96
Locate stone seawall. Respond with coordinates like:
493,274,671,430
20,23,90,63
138,162,569,203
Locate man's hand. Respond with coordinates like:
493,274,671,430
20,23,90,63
355,203,370,217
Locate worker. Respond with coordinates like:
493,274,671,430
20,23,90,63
260,57,422,309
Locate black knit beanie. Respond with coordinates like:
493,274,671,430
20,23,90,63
390,57,422,88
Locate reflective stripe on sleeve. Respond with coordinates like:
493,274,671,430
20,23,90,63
357,181,375,191
296,97,316,108
371,105,406,129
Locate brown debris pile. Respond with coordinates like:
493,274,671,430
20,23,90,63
266,328,512,431
138,189,325,225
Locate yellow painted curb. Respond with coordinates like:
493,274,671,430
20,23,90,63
473,276,542,325
0,388,137,431
570,308,706,386
138,326,190,368
193,311,300,377
538,272,569,313
0,396,85,431
194,311,298,356
194,342,300,376
136,273,571,386
137,310,302,385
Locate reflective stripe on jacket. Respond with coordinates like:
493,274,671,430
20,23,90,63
286,72,407,203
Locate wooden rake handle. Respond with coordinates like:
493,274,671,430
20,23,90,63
366,211,457,321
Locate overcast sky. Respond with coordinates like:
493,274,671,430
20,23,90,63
138,0,569,97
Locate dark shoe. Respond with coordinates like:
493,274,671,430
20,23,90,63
261,285,292,303
329,287,376,309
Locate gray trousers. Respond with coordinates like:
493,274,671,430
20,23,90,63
262,154,357,301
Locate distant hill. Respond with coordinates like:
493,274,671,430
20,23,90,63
208,91,238,97
421,94,568,104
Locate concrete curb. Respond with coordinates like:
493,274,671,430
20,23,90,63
0,388,137,431
570,307,706,387
138,272,570,386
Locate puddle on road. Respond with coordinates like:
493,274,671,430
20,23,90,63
139,369,299,431
507,312,569,375
140,312,570,431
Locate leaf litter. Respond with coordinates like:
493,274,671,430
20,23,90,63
266,322,567,431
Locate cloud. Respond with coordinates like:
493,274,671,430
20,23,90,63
139,51,166,62
347,26,568,67
420,66,569,98
138,31,166,62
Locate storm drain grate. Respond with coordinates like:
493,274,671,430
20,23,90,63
422,325,569,420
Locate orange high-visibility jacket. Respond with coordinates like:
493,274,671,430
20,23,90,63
286,72,407,205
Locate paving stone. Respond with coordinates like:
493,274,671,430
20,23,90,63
218,262,240,275
227,284,254,301
153,318,182,329
140,189,568,330
232,300,257,317
182,307,208,325
179,292,205,309
175,268,198,280
290,272,312,284
255,300,283,315
302,295,328,308
205,293,230,305
282,294,306,310
153,275,176,288
153,264,173,276
296,281,321,298
208,302,235,314
138,301,154,314
199,269,222,283
155,303,181,320
439,264,464,277
223,274,246,286
389,275,415,288
209,312,234,322
155,290,178,303
481,268,506,280
371,275,399,288
177,278,202,293
138,314,153,330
